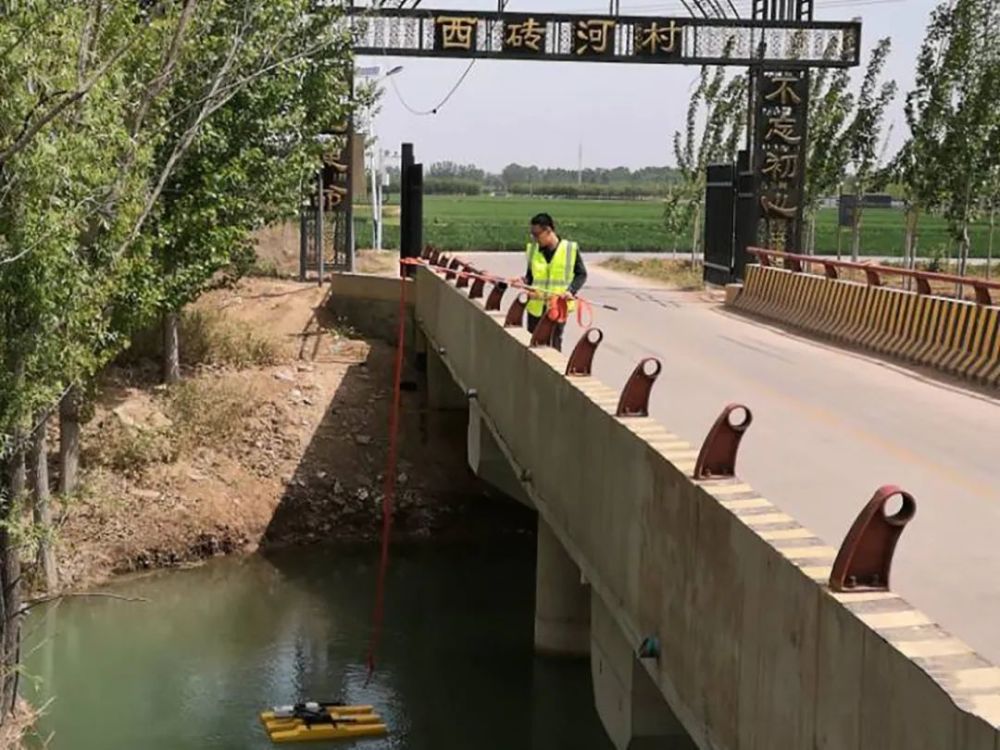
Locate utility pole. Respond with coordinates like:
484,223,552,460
355,64,403,257
577,143,583,185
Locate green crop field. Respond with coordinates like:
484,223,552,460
353,195,998,258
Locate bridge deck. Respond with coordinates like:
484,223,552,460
465,252,1000,665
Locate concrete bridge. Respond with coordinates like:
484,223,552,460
331,255,1000,750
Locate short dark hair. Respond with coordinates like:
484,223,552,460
530,212,555,229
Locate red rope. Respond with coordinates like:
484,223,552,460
401,257,598,327
365,273,407,685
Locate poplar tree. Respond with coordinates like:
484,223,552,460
842,37,897,261
664,59,747,258
0,0,354,728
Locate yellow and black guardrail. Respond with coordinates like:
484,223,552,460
729,249,1000,388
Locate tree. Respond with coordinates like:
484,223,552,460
802,41,855,253
0,0,186,718
0,0,354,729
664,62,746,258
842,37,897,261
893,0,1000,275
144,0,352,382
890,6,954,272
935,0,1000,275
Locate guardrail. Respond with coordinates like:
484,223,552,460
409,246,1000,749
750,247,1000,306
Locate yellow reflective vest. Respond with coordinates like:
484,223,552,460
525,239,578,318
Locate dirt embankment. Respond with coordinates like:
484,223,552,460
56,276,506,591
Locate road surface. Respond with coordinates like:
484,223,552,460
463,251,1000,665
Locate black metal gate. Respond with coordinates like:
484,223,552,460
703,163,736,286
733,149,758,281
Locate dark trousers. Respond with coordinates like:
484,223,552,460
526,313,565,352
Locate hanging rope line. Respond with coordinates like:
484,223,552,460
401,256,620,324
364,274,408,685
363,250,614,685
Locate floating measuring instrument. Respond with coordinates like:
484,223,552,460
260,701,388,743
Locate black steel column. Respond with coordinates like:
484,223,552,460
733,149,757,280
703,163,737,286
409,163,423,272
400,143,414,273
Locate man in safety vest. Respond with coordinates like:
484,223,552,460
521,212,588,351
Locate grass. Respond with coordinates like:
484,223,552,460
355,195,668,253
86,377,261,476
178,309,280,369
121,308,280,370
86,420,177,477
602,257,704,290
354,249,399,276
164,377,261,454
247,257,290,279
352,195,1000,258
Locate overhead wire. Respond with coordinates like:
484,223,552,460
389,60,476,115
384,0,522,117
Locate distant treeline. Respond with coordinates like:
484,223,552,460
386,161,680,198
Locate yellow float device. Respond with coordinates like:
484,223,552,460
260,702,388,744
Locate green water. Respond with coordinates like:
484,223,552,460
23,537,613,749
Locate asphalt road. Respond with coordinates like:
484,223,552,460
463,251,1000,665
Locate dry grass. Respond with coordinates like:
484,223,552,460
247,257,291,279
85,421,176,477
179,309,280,369
85,377,261,477
120,309,280,371
354,249,400,276
0,699,37,750
164,377,260,453
601,257,704,290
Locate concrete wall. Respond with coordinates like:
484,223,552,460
416,265,1000,750
327,273,414,344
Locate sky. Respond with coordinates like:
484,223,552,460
357,0,938,172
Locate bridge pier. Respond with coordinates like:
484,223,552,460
467,401,532,507
534,520,590,656
591,596,693,750
425,345,466,410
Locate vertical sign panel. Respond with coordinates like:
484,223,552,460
319,128,354,271
754,68,808,252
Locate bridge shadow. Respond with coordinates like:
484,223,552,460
261,329,533,549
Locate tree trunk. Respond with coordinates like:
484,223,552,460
959,223,971,278
850,207,863,262
0,437,25,717
162,310,180,385
0,351,27,721
59,385,82,496
903,207,917,290
30,414,58,592
690,203,701,266
988,205,995,280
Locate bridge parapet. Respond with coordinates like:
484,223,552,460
729,258,1000,388
413,258,1000,750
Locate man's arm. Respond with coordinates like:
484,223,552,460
568,251,587,295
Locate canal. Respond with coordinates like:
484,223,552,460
24,534,614,749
